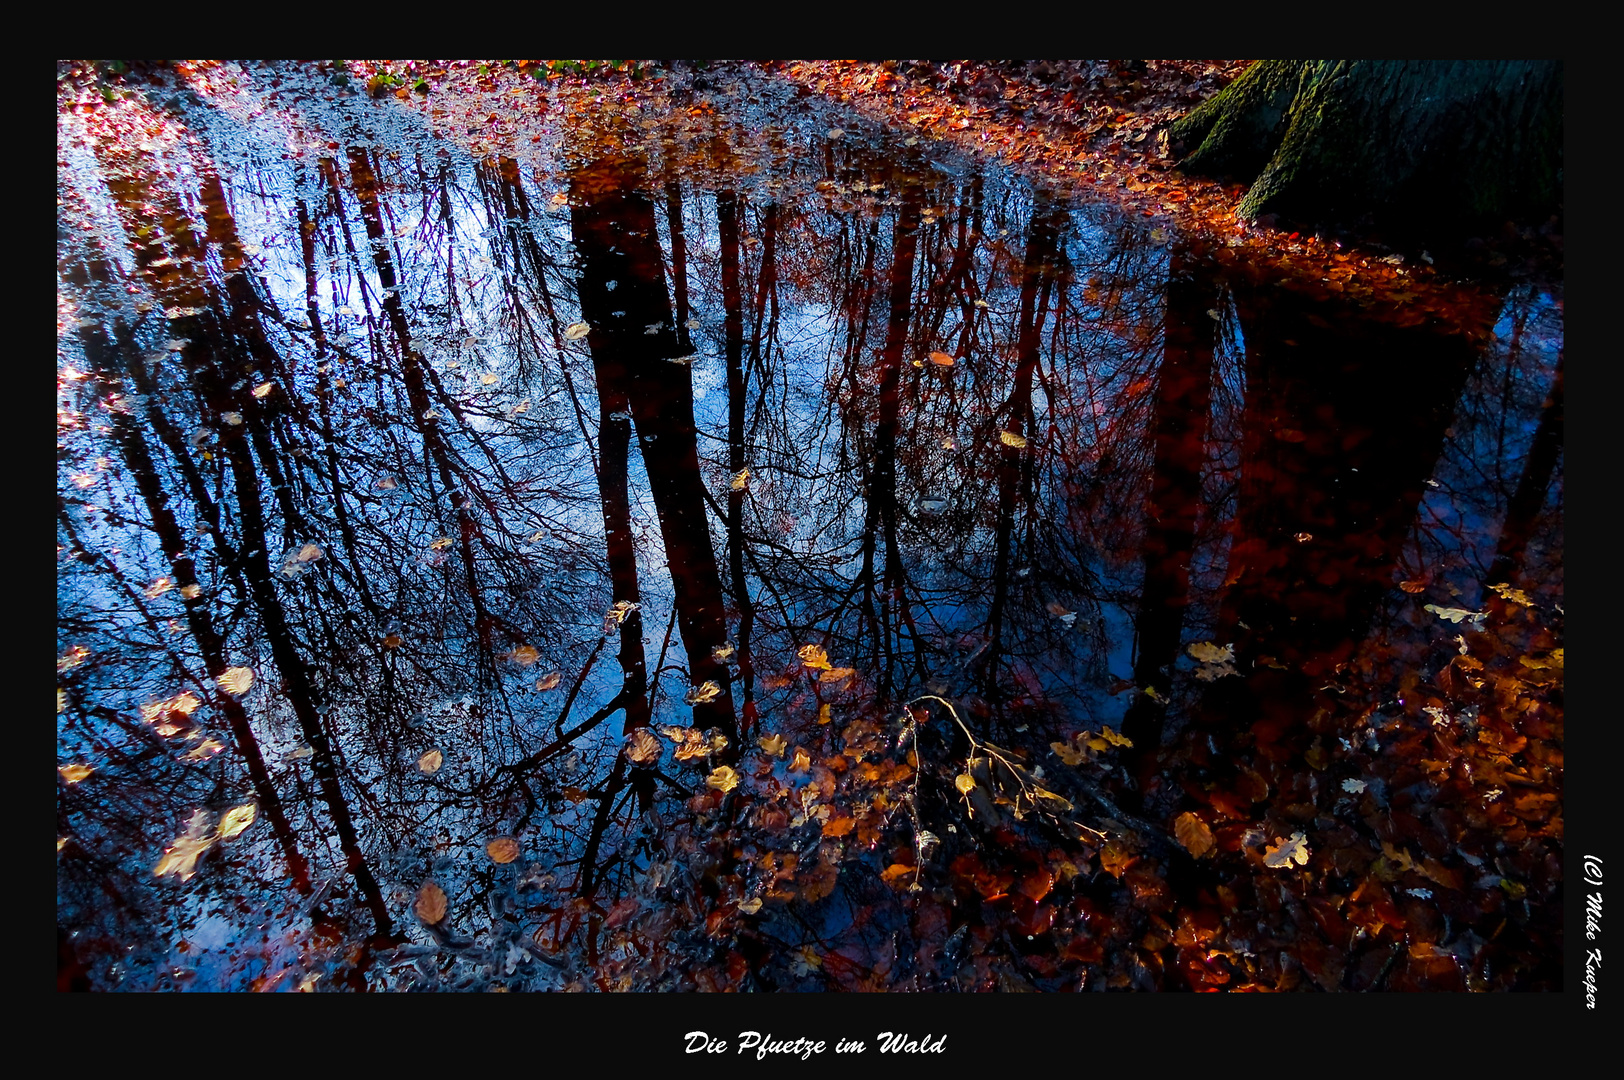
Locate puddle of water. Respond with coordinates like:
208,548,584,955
57,62,1561,992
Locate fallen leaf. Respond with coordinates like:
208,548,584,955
1187,641,1234,664
535,671,562,691
564,321,591,341
183,739,225,761
737,897,763,914
624,728,661,765
729,468,750,491
479,372,499,385
1399,580,1428,593
706,765,741,793
758,733,787,757
1100,725,1133,748
798,644,832,671
429,537,454,551
217,667,254,697
604,600,640,631
154,809,216,882
1264,832,1311,869
1174,812,1214,858
1342,778,1367,794
1051,735,1087,766
711,643,736,663
418,749,444,773
999,430,1028,448
508,644,539,666
58,763,94,784
1424,604,1483,624
217,804,256,840
685,680,722,705
252,382,273,398
487,836,521,864
790,747,811,772
179,584,203,599
927,351,956,366
143,577,174,599
1487,582,1533,606
955,773,976,794
295,543,323,563
415,881,448,925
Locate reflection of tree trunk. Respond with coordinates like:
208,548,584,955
984,197,1065,698
1485,353,1562,593
719,191,760,733
570,153,737,741
1205,280,1483,754
1121,244,1219,756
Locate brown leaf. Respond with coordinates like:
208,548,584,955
1174,812,1214,858
418,749,443,773
534,671,562,691
486,836,521,864
415,881,447,924
624,728,662,765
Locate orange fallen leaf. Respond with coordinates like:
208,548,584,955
486,836,521,864
1174,812,1215,858
415,881,447,924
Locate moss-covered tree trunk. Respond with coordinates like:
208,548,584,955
1169,60,1561,235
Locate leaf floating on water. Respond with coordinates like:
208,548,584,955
798,644,832,671
706,765,741,793
1398,579,1427,593
1487,582,1534,606
479,372,499,385
217,804,256,840
1424,604,1483,624
711,642,736,664
429,537,454,552
375,475,398,490
1263,831,1311,869
1100,725,1133,748
295,543,324,563
508,644,539,666
790,747,811,772
667,353,700,365
486,836,521,864
59,764,94,784
57,689,67,714
758,733,787,757
154,809,216,882
685,680,722,705
217,667,255,697
58,645,90,672
1175,812,1215,858
415,881,448,925
729,468,750,491
604,600,640,631
183,739,225,761
252,382,273,398
927,351,956,366
179,584,203,599
564,321,591,341
737,897,763,914
1342,778,1367,794
143,577,174,599
1050,734,1088,766
418,749,443,773
534,671,561,691
222,412,243,426
624,728,662,766
998,430,1028,449
1187,641,1233,664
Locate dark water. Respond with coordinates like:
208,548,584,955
56,62,1562,991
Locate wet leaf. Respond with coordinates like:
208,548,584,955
375,475,398,491
1175,812,1215,857
508,644,539,666
1293,532,1313,543
154,810,216,882
1424,604,1483,624
295,543,324,563
1263,832,1311,869
998,430,1028,449
823,815,855,837
418,749,444,773
1100,726,1133,748
564,321,591,341
252,382,273,398
222,412,243,426
415,880,448,925
685,680,722,705
1187,641,1233,664
217,804,256,840
217,667,255,697
604,600,640,631
706,765,741,793
535,671,562,690
58,763,94,784
624,728,662,765
927,351,956,366
143,577,174,599
737,897,763,914
729,468,750,491
1342,778,1367,793
798,644,832,671
479,372,499,385
790,747,812,772
955,773,977,794
758,733,787,757
1398,579,1428,593
1050,734,1088,766
1487,582,1533,606
487,836,521,864
711,643,736,663
183,739,225,761
179,584,203,599
429,537,455,551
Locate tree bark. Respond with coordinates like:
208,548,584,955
1170,60,1562,235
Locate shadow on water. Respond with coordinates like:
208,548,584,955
56,62,1561,991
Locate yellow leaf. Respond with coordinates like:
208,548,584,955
954,774,976,794
798,644,832,671
729,468,750,491
1187,641,1233,664
58,763,94,784
1488,582,1533,606
711,643,736,663
217,803,256,840
415,880,448,924
535,671,562,690
1100,725,1133,748
564,321,591,341
706,765,741,793
790,747,811,772
217,666,254,697
1263,832,1311,869
758,733,787,757
418,749,444,773
816,704,832,725
624,728,662,765
179,584,203,599
1398,579,1427,593
998,430,1028,449
604,600,640,630
1050,737,1087,766
252,382,273,398
881,863,916,884
479,373,499,385
1174,812,1214,858
154,809,216,882
508,644,539,666
429,537,454,551
685,680,722,705
927,351,955,366
487,836,521,864
183,739,225,761
822,815,855,837
737,897,763,914
143,577,174,599
57,689,66,714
